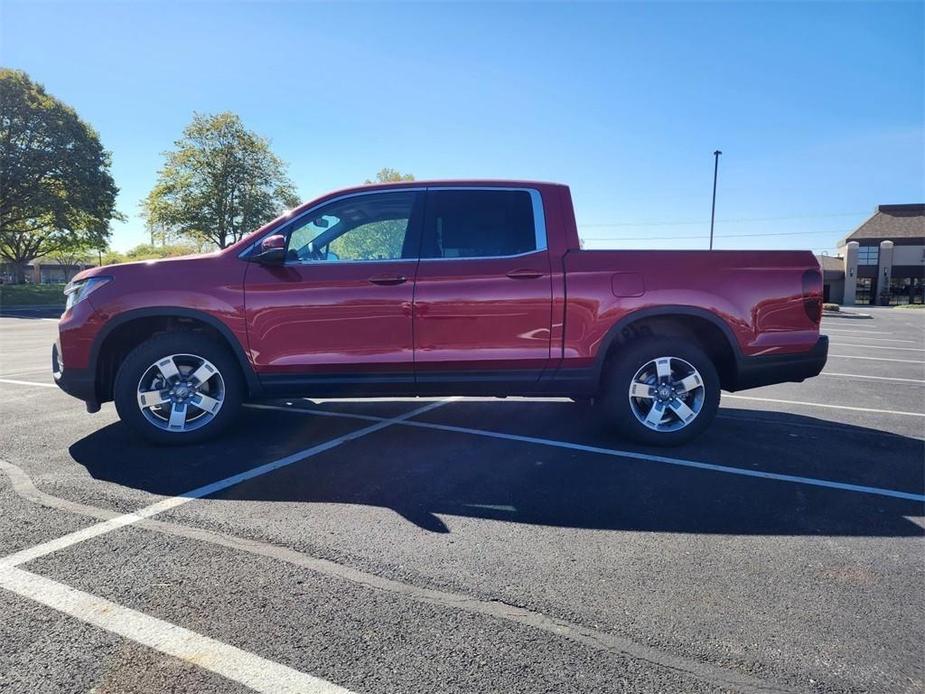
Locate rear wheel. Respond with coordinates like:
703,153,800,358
598,337,720,446
113,332,243,445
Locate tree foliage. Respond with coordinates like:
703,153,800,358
102,242,201,266
142,112,300,249
365,168,415,184
0,69,119,283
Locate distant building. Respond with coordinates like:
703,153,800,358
0,260,95,285
818,204,924,305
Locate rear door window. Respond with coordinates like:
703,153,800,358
422,190,538,259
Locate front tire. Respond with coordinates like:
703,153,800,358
113,332,243,445
598,337,720,446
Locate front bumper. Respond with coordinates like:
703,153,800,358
731,336,828,391
52,342,98,411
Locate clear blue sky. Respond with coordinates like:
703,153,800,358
1,1,922,252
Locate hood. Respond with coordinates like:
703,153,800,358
71,251,221,283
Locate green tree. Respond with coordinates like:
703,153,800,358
99,242,201,267
0,69,119,283
142,112,300,249
365,168,415,184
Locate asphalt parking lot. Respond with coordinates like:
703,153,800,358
0,307,922,694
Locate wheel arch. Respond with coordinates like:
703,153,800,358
594,306,743,390
90,307,260,403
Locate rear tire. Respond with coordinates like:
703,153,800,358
113,332,243,446
598,337,720,446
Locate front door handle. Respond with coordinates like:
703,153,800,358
369,274,407,286
506,269,543,280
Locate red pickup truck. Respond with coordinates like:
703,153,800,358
53,181,827,446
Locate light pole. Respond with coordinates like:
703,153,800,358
709,150,722,250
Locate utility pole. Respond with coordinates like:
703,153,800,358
709,150,722,250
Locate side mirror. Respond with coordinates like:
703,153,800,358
253,234,286,264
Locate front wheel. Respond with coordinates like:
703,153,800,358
598,337,720,446
113,332,243,445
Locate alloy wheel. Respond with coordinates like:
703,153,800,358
627,356,706,432
136,353,225,432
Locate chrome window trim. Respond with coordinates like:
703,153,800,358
238,185,548,263
416,248,548,263
286,257,417,267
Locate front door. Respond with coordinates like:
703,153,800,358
412,188,553,392
244,189,423,394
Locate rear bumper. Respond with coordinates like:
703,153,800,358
52,342,98,409
731,336,828,391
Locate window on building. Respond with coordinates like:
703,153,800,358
856,245,879,266
889,277,924,305
855,277,873,305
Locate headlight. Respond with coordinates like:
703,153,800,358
64,276,111,311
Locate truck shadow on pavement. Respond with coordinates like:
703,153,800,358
69,401,925,537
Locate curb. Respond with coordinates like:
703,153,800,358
822,311,872,320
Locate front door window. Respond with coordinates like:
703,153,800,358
286,191,418,263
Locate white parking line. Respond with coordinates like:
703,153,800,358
821,372,925,385
831,343,925,352
826,335,919,344
0,399,452,692
245,403,925,503
721,394,924,418
0,377,56,388
0,566,352,694
0,367,52,378
0,458,801,694
830,354,925,364
823,328,894,335
0,398,451,570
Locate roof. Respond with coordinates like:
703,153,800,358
843,204,925,244
224,179,569,254
815,254,845,273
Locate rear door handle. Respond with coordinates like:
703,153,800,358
506,269,543,280
369,274,407,286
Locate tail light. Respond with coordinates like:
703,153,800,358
802,269,823,324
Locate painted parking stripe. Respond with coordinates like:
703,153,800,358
722,394,924,417
0,377,57,388
0,459,798,694
821,372,925,385
825,335,919,344
830,342,925,352
0,566,352,694
829,354,925,364
0,367,54,378
823,328,894,335
245,403,925,503
0,398,451,569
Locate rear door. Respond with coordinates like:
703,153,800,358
412,187,553,392
244,189,423,394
